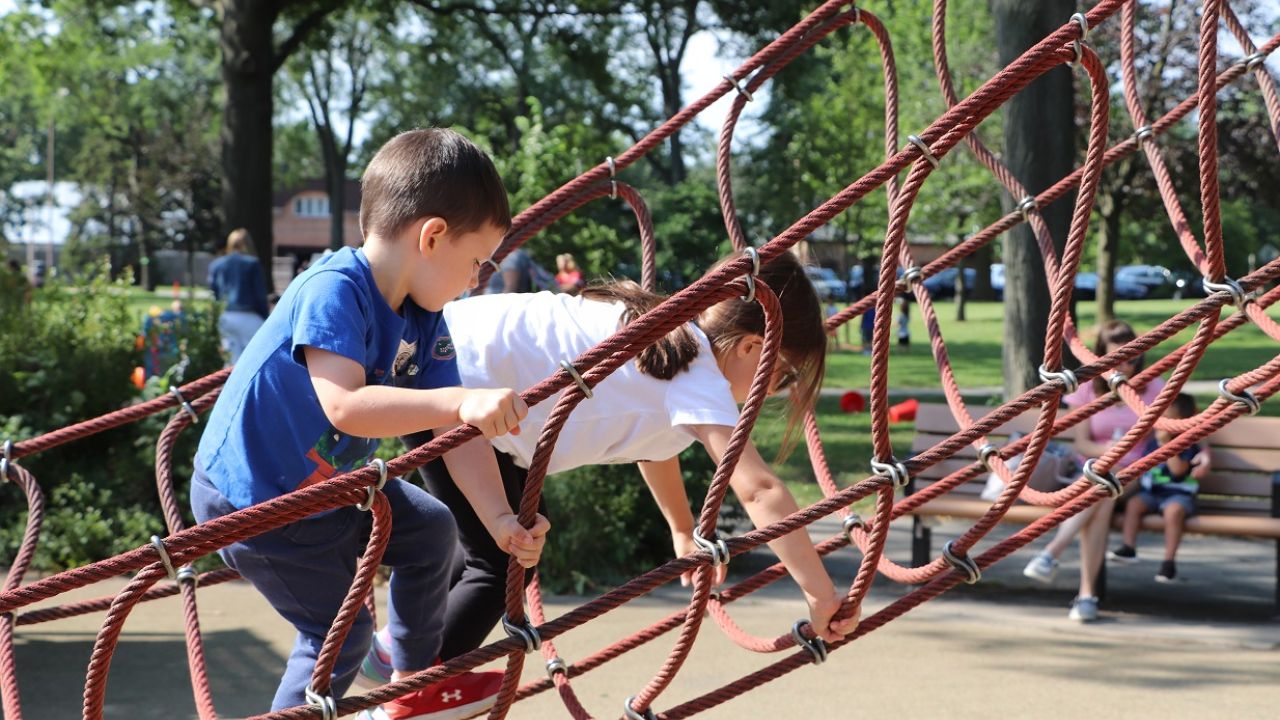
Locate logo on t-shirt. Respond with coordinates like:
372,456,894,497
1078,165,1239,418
433,335,455,361
394,339,419,377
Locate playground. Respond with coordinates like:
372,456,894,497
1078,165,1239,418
1,0,1279,718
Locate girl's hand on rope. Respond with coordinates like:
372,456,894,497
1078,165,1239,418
672,529,727,588
458,388,528,438
805,591,860,643
492,512,551,568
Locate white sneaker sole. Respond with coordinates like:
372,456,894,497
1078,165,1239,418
355,695,497,720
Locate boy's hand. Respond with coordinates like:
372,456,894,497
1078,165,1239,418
804,590,859,644
672,529,727,588
459,388,528,438
491,512,551,568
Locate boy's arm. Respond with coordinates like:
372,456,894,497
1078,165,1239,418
1189,444,1212,481
638,457,722,586
304,346,527,439
436,428,549,568
691,424,858,642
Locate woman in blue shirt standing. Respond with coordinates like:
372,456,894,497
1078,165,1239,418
208,228,270,364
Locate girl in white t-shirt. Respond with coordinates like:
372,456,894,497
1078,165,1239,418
404,251,857,664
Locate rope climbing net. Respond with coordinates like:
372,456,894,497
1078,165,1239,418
2,1,1279,717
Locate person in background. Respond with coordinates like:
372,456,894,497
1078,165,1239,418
1109,392,1211,582
487,246,537,293
1020,320,1165,622
208,228,270,364
555,252,584,295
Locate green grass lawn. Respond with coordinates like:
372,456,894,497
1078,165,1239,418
824,298,1280,391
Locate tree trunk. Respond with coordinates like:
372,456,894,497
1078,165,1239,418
993,0,1075,400
970,242,995,300
220,0,278,292
1095,194,1121,324
318,128,346,251
955,259,967,321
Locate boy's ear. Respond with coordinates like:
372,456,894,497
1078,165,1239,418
417,217,449,254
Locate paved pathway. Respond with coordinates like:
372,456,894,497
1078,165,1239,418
10,516,1278,719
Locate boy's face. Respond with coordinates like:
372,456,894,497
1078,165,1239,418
409,220,506,311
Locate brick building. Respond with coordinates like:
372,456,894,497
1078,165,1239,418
272,178,362,263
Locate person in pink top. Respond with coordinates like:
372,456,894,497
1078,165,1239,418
1020,320,1165,622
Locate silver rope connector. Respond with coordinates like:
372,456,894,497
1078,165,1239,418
870,457,910,489
304,685,338,720
1202,276,1249,309
502,613,542,653
606,155,617,198
841,513,865,543
1016,196,1039,220
693,530,731,567
723,73,754,102
1219,378,1261,415
559,360,593,399
1133,125,1154,146
942,540,982,584
624,696,658,720
906,134,939,169
169,387,199,424
150,535,178,581
546,656,569,679
0,439,12,483
1243,52,1266,72
1070,12,1089,65
741,246,760,303
357,458,390,511
1107,371,1129,393
790,620,829,664
978,443,999,472
1083,458,1122,498
1038,365,1079,394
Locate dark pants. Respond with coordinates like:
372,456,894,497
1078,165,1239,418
191,466,457,710
406,431,548,661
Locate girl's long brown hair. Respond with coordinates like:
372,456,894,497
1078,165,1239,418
582,250,825,457
1090,319,1144,396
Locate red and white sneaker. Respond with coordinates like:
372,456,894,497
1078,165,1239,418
355,669,504,720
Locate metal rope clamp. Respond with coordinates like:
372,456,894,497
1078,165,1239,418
1202,276,1249,310
560,360,594,399
977,443,999,472
1082,458,1123,498
546,656,569,679
1038,365,1079,394
0,439,12,483
169,386,199,424
304,684,338,720
692,530,731,568
1069,12,1089,65
1107,371,1129,393
842,513,865,543
624,696,658,720
150,535,179,581
898,265,923,291
906,135,939,169
870,457,910,489
1133,125,1154,147
1243,52,1266,72
790,620,828,664
606,155,617,199
1219,379,1261,415
739,246,760,303
723,73,754,102
502,613,542,653
357,458,390,512
942,540,981,584
1016,196,1038,221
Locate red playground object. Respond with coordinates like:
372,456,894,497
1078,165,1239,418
840,390,866,413
887,398,919,423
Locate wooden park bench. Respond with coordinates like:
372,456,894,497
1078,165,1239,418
905,402,1280,608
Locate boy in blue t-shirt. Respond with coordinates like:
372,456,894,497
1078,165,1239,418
1108,393,1211,582
191,128,549,720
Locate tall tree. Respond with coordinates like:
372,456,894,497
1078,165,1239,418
219,0,348,290
992,0,1074,398
282,6,387,250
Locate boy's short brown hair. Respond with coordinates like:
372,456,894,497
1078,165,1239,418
359,128,511,241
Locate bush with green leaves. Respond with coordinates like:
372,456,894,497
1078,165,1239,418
0,268,223,571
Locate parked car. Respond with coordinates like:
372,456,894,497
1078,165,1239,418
920,266,977,299
804,266,848,301
1073,272,1146,300
1170,270,1210,299
1116,264,1173,298
847,265,865,298
990,263,1005,300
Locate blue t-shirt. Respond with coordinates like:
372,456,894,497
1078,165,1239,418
1139,438,1202,495
196,247,459,509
